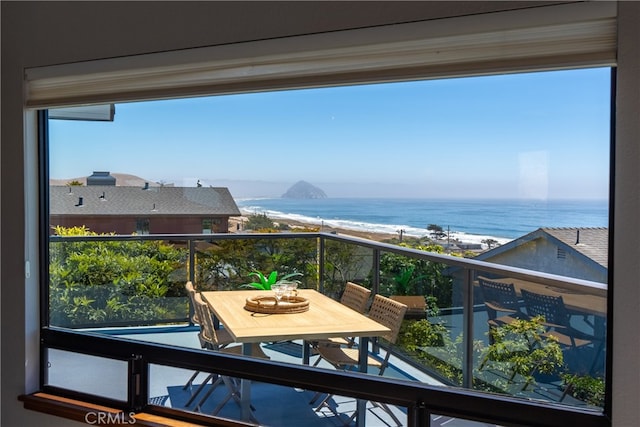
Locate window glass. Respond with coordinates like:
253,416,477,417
46,349,128,401
136,218,150,235
47,68,610,410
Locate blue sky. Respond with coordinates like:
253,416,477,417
49,67,611,199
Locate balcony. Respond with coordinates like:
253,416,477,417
41,231,608,427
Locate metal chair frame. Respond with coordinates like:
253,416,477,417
312,294,407,426
185,292,268,421
478,277,527,327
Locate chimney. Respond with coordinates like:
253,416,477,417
143,182,149,190
87,171,116,186
575,229,580,245
76,197,84,207
99,192,106,200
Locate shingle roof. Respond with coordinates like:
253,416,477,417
476,227,608,270
50,186,241,216
541,227,608,268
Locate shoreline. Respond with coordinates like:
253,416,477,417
233,203,516,246
228,216,398,242
228,212,514,248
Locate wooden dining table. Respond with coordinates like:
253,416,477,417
200,289,391,426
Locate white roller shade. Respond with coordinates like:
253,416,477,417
25,2,616,109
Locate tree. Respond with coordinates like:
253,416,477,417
482,238,499,249
245,213,276,230
427,224,446,240
67,180,83,186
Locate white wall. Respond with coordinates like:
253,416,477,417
611,2,640,426
486,239,607,283
2,2,638,426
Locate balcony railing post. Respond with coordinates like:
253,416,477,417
409,401,429,427
372,247,381,295
318,236,325,293
371,247,382,353
462,268,475,389
188,238,196,284
127,354,146,412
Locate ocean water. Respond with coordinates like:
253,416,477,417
236,198,609,245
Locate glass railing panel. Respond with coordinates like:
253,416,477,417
376,248,463,387
430,413,504,427
192,236,319,292
322,239,375,299
48,234,320,330
45,348,128,401
49,236,190,328
471,272,606,409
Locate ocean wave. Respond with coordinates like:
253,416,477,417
238,206,512,247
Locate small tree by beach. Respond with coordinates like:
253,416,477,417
427,224,446,240
482,238,499,249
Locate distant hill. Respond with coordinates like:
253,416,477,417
282,180,327,199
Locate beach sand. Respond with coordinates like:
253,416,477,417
228,216,398,242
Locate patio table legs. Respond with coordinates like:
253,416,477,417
355,336,369,427
239,343,253,423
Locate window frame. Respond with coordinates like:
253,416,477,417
33,3,616,425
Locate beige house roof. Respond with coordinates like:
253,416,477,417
541,227,608,269
475,227,609,283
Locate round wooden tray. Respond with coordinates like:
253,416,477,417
244,295,310,314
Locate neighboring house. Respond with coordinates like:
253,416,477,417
447,227,608,308
50,184,241,235
475,227,608,284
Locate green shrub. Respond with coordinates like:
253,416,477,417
49,226,187,327
561,373,605,407
479,316,564,391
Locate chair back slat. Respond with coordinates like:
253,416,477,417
479,278,520,311
193,292,224,348
341,282,372,314
185,281,200,324
368,294,407,344
521,289,569,326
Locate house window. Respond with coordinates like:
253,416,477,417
202,218,220,234
136,218,150,235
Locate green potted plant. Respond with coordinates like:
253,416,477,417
240,270,302,291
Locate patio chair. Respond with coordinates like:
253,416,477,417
182,281,233,393
311,294,407,426
186,292,269,418
520,289,595,349
478,277,528,329
340,281,373,314
185,281,200,325
182,281,205,392
310,282,372,365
